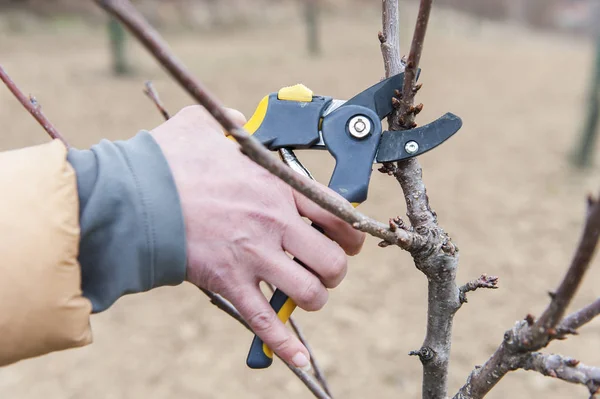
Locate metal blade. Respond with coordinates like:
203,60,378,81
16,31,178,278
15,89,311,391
375,112,462,163
342,69,420,120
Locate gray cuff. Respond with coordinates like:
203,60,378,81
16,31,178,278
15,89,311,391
67,131,187,313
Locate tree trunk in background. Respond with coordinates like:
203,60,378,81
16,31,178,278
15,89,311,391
108,17,131,75
304,0,321,56
506,0,527,25
573,6,600,168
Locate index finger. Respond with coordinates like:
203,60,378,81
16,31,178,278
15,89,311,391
292,182,366,256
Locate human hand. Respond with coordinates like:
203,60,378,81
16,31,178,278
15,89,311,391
150,105,365,370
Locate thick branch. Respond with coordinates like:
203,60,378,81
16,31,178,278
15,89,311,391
522,353,600,397
454,194,600,399
0,65,69,146
379,0,403,77
380,2,459,399
94,0,422,251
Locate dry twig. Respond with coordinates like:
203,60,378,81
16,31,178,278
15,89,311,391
143,80,170,120
198,288,331,399
558,297,600,336
0,65,69,147
265,283,332,396
459,274,499,304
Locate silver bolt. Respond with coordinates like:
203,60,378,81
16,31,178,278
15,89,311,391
348,116,372,139
405,140,419,154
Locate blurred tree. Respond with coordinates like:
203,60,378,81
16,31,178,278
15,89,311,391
304,0,321,56
573,4,600,168
108,16,132,75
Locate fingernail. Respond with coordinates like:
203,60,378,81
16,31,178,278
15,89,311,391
292,352,312,372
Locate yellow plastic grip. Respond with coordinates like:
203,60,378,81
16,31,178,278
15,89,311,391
243,95,269,136
277,84,313,102
262,297,297,359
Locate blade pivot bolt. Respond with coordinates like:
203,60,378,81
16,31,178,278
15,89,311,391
405,140,419,154
349,115,371,139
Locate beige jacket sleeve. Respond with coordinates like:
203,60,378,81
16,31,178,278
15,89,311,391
0,140,92,367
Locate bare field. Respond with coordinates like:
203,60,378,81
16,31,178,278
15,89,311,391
1,5,600,399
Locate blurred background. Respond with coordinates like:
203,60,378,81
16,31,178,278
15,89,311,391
1,0,600,398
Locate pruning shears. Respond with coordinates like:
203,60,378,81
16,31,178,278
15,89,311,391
237,71,462,369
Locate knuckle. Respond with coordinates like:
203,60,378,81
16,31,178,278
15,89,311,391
322,248,348,288
298,280,327,311
269,333,294,354
247,310,277,334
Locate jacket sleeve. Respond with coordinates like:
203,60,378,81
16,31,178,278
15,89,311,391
0,132,187,367
0,140,93,367
67,131,187,313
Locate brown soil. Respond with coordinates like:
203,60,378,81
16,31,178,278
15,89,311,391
0,4,599,399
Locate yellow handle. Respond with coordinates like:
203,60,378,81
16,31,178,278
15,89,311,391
230,84,314,143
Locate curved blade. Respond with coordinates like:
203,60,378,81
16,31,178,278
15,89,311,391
342,69,420,119
375,112,462,163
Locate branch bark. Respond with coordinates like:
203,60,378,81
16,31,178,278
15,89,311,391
454,193,600,399
380,2,462,398
0,65,69,147
521,353,600,396
558,297,600,335
93,0,424,252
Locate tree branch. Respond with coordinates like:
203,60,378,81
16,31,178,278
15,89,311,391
265,283,333,397
93,0,423,252
198,288,331,399
454,193,600,399
380,2,461,398
459,274,499,304
558,297,600,336
0,65,69,147
526,195,600,347
143,80,170,120
521,353,600,397
379,0,404,78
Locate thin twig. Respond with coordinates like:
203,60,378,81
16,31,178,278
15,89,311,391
558,297,600,336
143,80,170,120
93,0,422,252
454,194,600,399
198,288,331,399
266,284,333,396
521,353,600,397
380,2,460,398
0,65,69,146
459,274,499,304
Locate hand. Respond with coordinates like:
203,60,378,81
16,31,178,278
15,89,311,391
150,105,365,370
